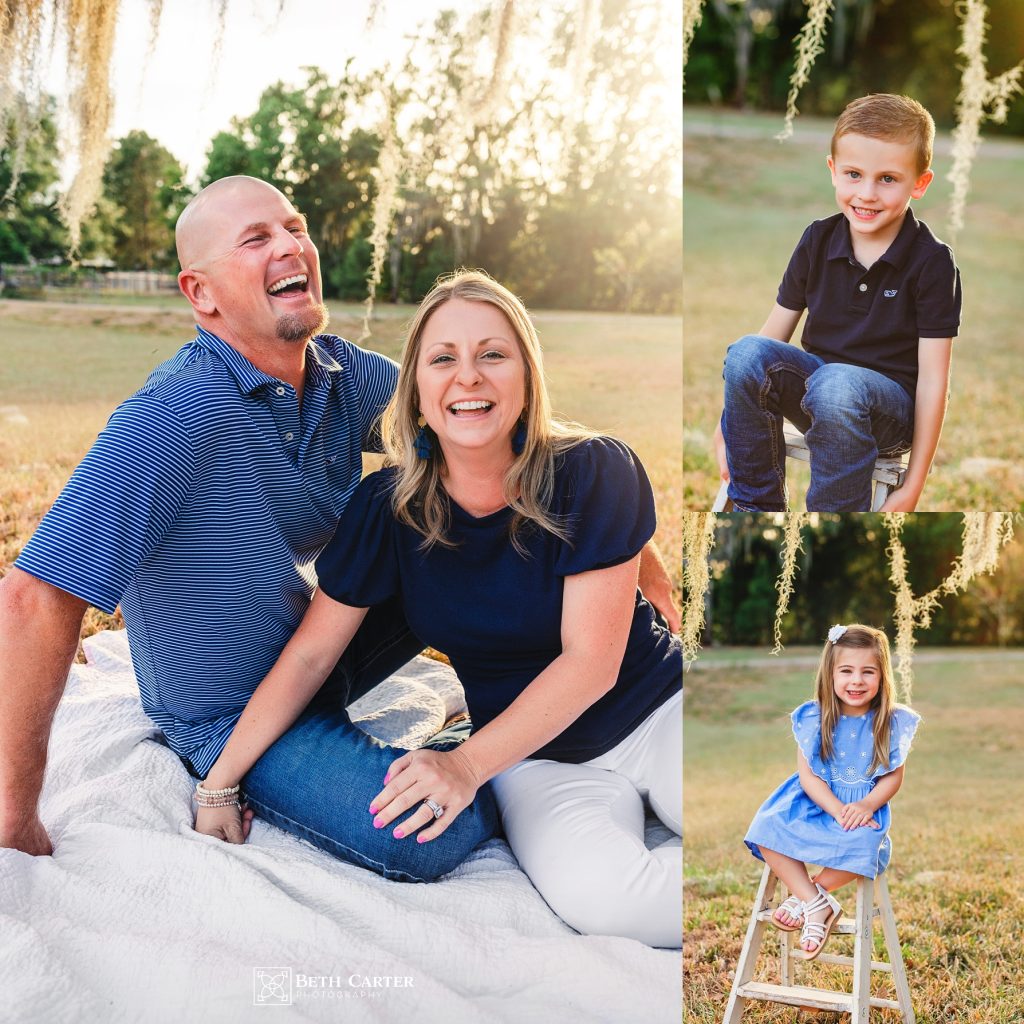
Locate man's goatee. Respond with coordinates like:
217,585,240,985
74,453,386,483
276,303,330,342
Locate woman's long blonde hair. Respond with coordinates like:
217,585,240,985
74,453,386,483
813,624,895,775
381,270,593,552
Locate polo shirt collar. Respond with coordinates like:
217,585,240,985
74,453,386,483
826,207,920,270
877,206,919,269
193,326,342,395
306,337,344,392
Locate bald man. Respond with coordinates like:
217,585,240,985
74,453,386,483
0,176,498,878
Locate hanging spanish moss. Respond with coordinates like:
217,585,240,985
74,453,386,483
682,512,717,664
0,0,48,202
360,0,521,338
364,0,385,30
885,512,1015,702
211,0,231,69
1,0,239,249
471,0,516,125
777,0,834,141
682,0,705,78
772,512,807,656
0,1,48,122
566,0,599,126
947,0,1024,238
60,0,119,253
144,0,163,60
359,114,401,343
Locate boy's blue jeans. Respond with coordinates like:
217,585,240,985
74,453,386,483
721,335,914,512
237,599,499,882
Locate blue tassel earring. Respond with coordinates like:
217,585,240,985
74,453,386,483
415,414,433,459
512,417,527,456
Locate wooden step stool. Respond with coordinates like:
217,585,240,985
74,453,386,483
712,426,909,512
723,865,915,1023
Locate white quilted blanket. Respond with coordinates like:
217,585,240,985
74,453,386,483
0,630,680,1023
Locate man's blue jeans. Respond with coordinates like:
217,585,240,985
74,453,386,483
239,598,499,882
721,335,914,512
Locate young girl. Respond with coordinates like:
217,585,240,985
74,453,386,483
743,624,919,959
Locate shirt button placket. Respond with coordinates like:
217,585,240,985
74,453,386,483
270,383,298,455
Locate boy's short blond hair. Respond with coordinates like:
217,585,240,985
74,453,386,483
831,94,935,176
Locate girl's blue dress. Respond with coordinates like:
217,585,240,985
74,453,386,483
744,701,920,878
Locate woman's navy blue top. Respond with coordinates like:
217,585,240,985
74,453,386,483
315,437,681,763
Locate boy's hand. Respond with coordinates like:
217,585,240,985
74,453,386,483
878,484,922,513
712,421,730,482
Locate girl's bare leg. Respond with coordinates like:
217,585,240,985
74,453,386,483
811,866,860,892
757,846,817,928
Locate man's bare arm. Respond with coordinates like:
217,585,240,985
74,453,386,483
0,568,87,855
639,541,680,633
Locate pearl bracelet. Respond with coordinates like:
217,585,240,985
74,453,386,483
196,781,240,798
194,796,242,810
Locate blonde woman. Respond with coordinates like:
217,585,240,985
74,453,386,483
194,271,682,946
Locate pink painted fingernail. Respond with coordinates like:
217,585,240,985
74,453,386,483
393,828,404,839
417,836,427,844
373,816,384,829
384,774,391,784
369,804,378,814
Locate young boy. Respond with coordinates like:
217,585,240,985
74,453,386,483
714,94,961,512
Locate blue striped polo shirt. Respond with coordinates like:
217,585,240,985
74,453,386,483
17,327,398,775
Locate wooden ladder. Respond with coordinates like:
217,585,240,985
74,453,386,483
723,865,915,1023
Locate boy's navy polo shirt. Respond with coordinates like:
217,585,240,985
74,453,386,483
16,327,398,777
315,437,682,764
777,208,961,396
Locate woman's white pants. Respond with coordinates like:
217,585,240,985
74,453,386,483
491,689,682,948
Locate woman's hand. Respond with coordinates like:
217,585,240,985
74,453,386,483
194,803,254,844
836,800,880,831
369,747,481,843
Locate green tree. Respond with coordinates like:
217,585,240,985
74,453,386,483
708,514,1024,647
688,0,1024,133
381,8,545,299
201,67,381,297
202,130,260,183
100,130,188,270
505,0,682,311
0,101,67,264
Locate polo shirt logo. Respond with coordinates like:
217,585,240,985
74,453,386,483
884,289,898,298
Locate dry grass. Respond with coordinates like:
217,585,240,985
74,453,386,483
684,653,1024,1022
683,108,1024,512
0,297,681,647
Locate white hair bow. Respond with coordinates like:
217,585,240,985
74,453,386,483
827,624,848,645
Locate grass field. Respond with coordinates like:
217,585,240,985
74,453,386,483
0,296,681,639
683,107,1024,511
684,651,1024,1023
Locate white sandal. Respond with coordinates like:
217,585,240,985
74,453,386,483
798,884,843,961
770,894,805,933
